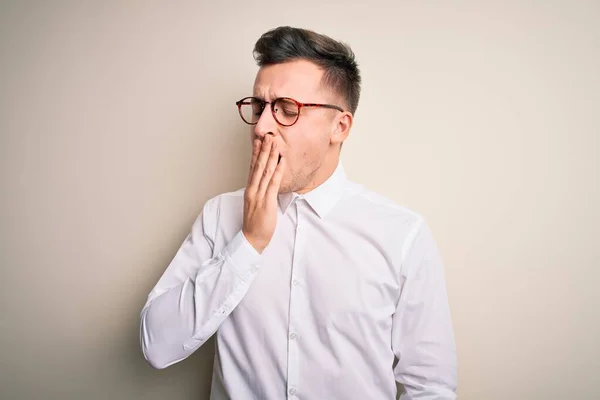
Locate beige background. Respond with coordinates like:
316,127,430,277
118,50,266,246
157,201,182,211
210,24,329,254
1,1,599,399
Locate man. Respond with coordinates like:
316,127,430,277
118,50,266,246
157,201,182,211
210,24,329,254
140,26,457,399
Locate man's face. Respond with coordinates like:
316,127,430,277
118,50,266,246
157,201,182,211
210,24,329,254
252,59,341,193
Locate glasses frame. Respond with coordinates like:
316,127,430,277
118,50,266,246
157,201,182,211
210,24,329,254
235,96,345,127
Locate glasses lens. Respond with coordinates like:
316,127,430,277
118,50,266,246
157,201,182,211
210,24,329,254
273,98,299,126
239,98,264,124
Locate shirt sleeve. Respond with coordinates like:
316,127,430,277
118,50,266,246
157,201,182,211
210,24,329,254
392,220,458,399
140,196,261,369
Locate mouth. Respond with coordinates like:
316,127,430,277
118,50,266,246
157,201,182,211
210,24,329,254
278,154,282,164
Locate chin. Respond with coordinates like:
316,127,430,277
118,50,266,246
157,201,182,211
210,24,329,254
278,172,291,193
279,175,298,194
278,183,292,194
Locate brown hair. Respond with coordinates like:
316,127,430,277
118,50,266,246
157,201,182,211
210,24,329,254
253,26,361,115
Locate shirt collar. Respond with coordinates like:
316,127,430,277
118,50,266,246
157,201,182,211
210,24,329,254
278,161,347,219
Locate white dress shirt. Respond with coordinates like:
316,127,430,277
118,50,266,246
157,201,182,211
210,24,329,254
140,162,457,400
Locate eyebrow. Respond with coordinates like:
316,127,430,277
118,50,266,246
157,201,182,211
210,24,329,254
252,91,282,101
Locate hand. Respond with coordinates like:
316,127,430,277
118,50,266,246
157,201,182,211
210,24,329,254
242,135,286,254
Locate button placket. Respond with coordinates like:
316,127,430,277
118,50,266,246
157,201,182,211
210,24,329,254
286,199,304,398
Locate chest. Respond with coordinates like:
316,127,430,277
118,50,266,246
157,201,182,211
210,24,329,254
235,204,401,328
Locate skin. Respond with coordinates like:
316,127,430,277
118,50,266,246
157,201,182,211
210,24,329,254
242,59,353,253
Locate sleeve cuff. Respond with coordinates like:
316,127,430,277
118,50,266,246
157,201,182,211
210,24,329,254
223,230,262,281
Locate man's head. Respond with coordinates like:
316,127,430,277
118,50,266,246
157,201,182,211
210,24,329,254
243,26,361,194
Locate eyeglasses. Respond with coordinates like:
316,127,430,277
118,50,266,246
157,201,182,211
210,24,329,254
236,96,344,127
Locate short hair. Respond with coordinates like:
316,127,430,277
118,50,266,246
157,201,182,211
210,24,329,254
253,26,361,115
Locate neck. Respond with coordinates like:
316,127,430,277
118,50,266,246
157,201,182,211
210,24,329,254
296,152,340,195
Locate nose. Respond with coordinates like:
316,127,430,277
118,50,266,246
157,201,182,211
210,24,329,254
253,102,278,140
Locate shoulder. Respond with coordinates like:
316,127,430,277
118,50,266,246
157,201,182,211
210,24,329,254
344,181,432,255
200,187,245,219
188,187,246,241
347,184,442,274
347,181,424,225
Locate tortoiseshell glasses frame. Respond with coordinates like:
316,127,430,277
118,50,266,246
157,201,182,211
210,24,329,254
236,96,345,127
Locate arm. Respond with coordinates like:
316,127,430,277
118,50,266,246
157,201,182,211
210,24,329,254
140,197,261,369
392,220,458,399
140,135,285,369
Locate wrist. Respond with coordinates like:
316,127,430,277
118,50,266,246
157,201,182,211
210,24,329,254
242,230,267,254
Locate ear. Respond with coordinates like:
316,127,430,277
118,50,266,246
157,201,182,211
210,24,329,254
330,111,353,147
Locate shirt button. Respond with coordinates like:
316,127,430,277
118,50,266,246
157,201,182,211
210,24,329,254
251,265,259,273
289,333,297,340
288,387,297,396
292,278,299,286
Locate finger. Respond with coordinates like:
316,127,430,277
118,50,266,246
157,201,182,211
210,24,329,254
265,155,286,205
247,139,260,185
257,140,279,198
248,136,273,192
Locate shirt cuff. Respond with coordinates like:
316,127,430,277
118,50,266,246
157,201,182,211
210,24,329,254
223,230,261,281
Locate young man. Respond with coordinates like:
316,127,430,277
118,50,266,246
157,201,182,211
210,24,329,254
140,26,457,399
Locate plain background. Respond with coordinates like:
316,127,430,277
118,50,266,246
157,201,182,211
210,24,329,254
1,1,599,399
